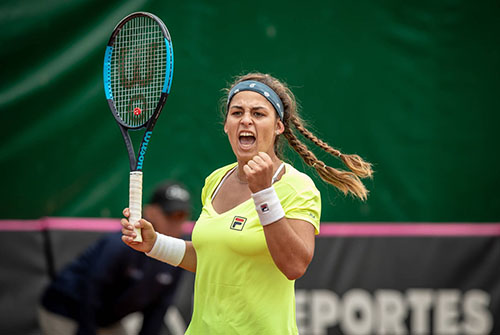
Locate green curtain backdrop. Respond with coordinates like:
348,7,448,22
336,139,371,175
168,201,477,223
1,0,499,222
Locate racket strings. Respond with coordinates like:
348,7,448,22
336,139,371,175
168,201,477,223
111,16,167,127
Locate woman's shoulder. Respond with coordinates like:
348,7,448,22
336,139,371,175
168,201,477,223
204,162,238,184
200,162,238,203
280,163,319,194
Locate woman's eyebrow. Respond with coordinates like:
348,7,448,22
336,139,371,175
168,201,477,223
229,105,268,111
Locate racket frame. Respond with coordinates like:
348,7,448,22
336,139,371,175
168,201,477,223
103,12,173,241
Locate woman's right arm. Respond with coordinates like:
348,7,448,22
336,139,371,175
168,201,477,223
121,209,197,273
179,241,197,272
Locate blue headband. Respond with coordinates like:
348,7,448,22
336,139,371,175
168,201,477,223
227,80,284,121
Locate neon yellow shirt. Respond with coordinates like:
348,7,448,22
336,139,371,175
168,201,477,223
186,162,321,335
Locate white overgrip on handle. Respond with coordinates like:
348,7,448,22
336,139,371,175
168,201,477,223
129,171,143,242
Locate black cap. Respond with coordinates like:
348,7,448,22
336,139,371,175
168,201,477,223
150,181,191,214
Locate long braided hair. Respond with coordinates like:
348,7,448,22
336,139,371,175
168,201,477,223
223,72,373,200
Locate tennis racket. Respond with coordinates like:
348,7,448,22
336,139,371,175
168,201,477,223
103,12,173,242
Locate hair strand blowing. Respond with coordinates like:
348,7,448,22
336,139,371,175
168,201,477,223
226,72,373,201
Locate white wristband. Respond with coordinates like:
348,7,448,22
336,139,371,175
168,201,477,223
251,186,285,226
146,232,186,266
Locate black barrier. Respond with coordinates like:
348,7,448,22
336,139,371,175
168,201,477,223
0,222,109,335
1,220,499,335
0,231,49,335
294,237,499,335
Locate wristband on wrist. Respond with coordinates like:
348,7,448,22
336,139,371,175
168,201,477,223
146,232,186,266
251,186,285,226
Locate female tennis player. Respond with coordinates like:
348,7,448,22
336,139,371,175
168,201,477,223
121,72,372,334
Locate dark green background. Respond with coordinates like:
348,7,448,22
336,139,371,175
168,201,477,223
1,0,499,222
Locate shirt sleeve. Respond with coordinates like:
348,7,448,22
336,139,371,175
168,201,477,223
283,186,321,235
276,168,322,235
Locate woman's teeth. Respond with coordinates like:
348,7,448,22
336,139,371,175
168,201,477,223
239,132,256,145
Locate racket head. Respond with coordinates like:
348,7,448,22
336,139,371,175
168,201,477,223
103,12,173,130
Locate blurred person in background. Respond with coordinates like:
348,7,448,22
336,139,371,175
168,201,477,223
38,181,191,335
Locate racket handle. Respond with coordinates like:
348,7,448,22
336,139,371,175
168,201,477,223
129,171,143,242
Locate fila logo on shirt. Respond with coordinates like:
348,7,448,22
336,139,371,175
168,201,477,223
230,216,247,231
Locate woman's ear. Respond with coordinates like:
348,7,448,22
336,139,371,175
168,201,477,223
276,120,285,135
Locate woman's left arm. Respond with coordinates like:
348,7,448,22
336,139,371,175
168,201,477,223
262,218,315,280
244,152,317,280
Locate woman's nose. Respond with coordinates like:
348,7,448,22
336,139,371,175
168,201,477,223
240,112,253,125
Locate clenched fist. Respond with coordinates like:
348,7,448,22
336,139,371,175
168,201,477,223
243,152,276,193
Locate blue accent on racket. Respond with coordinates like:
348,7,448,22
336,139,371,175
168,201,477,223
103,46,113,99
163,38,173,94
136,131,152,170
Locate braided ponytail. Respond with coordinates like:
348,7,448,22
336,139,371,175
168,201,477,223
225,72,373,200
290,117,373,179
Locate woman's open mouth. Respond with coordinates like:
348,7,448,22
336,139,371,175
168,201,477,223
239,131,256,148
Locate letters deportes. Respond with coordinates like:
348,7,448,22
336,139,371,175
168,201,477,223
296,288,493,335
137,131,152,170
